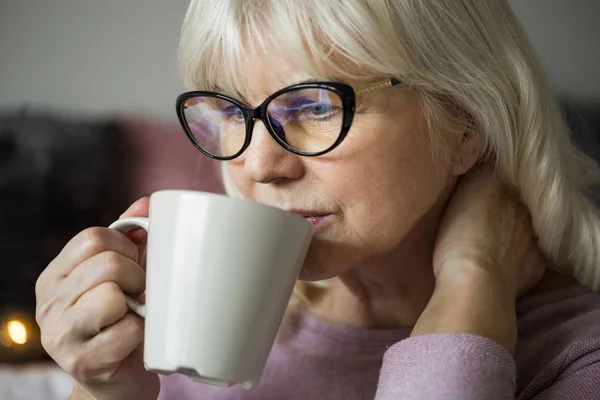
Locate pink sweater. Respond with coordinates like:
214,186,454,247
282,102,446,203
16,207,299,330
158,284,600,399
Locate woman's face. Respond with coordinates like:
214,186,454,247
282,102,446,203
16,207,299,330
226,54,470,281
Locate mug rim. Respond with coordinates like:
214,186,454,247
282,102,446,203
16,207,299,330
149,190,312,226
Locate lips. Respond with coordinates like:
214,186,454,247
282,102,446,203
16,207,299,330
287,209,331,227
303,215,328,226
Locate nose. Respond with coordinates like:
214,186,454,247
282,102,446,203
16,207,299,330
240,121,304,184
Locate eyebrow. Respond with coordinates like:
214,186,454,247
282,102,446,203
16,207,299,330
209,77,395,106
294,78,352,86
212,85,242,99
214,78,351,104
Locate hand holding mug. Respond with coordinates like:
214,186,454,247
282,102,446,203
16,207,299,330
36,190,314,399
35,198,159,400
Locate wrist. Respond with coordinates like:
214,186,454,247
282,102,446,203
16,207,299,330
435,258,517,300
413,266,518,355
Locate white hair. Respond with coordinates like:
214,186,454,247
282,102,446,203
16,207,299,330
179,0,600,292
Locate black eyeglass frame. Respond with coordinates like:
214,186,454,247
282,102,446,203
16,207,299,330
176,78,400,160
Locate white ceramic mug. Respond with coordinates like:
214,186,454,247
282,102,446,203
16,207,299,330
108,190,313,389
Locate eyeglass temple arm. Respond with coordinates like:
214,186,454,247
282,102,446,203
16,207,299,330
354,78,401,95
180,78,401,108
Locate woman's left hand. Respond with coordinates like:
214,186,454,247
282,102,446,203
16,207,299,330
411,167,547,355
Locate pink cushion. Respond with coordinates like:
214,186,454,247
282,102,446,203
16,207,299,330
118,116,225,199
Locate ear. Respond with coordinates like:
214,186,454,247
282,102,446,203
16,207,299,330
451,132,480,176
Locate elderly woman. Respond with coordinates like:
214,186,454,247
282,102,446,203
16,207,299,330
35,0,600,399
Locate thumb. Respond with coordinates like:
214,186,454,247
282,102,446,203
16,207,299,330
121,197,150,219
119,197,150,244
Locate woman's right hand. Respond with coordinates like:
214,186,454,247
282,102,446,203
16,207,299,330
35,197,159,400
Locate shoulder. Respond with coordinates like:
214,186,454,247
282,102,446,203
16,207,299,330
515,273,600,397
516,273,600,341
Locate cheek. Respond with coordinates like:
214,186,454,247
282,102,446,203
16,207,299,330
299,165,447,281
343,153,445,252
300,111,450,277
224,160,250,197
350,102,450,240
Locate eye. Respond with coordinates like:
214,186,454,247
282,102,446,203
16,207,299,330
222,106,244,121
304,102,333,116
289,98,337,120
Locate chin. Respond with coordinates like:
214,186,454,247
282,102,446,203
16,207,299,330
297,244,349,282
298,265,330,282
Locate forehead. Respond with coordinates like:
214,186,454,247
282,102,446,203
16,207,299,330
179,0,414,105
233,52,313,104
216,48,374,106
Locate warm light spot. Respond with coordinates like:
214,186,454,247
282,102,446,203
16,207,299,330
7,320,27,345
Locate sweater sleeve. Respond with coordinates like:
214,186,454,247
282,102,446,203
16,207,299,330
375,333,516,400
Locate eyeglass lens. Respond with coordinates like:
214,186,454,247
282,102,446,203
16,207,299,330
182,87,344,158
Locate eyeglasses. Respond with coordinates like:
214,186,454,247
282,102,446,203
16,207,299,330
176,78,400,160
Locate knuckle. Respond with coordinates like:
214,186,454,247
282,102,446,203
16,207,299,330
73,287,122,337
100,282,127,311
84,226,108,242
122,312,145,336
82,227,112,257
123,238,139,262
104,280,125,296
102,251,127,277
40,326,70,355
35,301,52,326
35,287,61,327
66,351,94,382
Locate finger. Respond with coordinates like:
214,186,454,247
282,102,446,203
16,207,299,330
83,313,145,371
50,228,139,278
68,282,129,339
120,197,150,243
64,313,144,383
62,250,146,307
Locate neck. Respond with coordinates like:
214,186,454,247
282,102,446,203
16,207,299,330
308,197,448,330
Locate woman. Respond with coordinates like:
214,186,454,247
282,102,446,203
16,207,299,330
35,0,600,399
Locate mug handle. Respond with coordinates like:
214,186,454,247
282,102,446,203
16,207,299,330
108,217,149,319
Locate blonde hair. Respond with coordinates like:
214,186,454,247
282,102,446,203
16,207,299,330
179,0,600,292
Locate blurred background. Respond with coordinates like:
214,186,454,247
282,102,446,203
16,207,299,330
0,1,598,399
